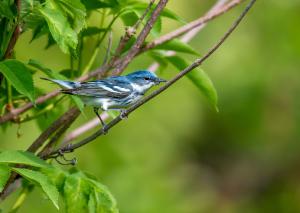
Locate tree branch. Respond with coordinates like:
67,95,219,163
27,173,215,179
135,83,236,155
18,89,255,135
47,0,257,158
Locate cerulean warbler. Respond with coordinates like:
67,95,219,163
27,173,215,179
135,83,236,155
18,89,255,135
42,70,166,129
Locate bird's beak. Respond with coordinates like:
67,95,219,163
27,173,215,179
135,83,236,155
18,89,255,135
155,78,167,85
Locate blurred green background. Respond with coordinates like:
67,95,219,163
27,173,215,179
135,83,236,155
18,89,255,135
2,0,300,212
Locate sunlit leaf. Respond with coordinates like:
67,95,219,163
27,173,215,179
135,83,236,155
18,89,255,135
13,168,59,209
63,172,91,213
39,1,77,53
0,164,10,192
0,59,35,102
41,166,67,192
0,150,49,168
86,178,118,213
55,0,86,33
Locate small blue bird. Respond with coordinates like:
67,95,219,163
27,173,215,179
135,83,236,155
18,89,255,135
42,70,166,130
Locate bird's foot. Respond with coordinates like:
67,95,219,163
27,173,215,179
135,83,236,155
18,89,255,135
120,110,128,120
102,125,108,135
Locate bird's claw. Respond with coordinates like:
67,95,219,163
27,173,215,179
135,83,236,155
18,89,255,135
52,149,77,166
120,110,128,120
102,125,108,135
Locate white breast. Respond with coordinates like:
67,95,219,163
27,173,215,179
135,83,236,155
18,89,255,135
131,82,154,94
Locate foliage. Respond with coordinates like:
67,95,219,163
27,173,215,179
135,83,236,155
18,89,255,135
0,0,219,212
0,150,118,212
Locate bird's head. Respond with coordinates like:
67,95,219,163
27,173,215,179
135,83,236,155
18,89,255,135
126,70,166,93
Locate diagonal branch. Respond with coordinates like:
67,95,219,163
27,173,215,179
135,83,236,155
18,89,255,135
46,0,257,158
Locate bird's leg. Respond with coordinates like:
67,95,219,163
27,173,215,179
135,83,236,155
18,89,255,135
93,107,108,134
120,109,128,120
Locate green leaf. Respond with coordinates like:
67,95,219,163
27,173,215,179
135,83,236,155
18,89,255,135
0,0,15,18
55,0,86,33
86,179,118,213
39,0,78,53
41,166,66,192
154,39,199,55
120,11,138,26
64,173,91,213
81,27,106,37
166,56,218,111
0,150,49,168
81,0,113,10
0,164,10,192
62,170,118,213
0,59,35,102
21,0,45,30
13,168,59,209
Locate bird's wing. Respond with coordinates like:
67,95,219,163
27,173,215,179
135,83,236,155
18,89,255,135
62,78,133,99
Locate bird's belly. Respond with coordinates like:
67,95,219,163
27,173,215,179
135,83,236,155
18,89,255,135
80,95,143,110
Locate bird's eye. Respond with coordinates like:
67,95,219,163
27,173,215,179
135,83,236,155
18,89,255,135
144,77,150,80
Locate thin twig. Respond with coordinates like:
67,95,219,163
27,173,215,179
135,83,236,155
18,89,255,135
48,0,257,157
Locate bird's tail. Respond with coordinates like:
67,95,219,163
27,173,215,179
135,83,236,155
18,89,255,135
41,77,80,89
